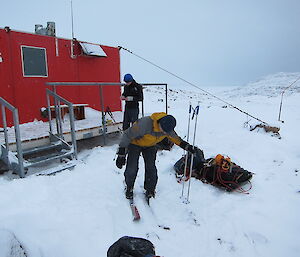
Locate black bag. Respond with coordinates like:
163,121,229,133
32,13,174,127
107,236,156,257
174,148,205,180
174,152,253,192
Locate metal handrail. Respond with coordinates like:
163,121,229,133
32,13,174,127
46,89,77,159
0,97,25,177
46,82,169,144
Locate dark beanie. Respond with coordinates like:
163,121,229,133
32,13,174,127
158,115,176,133
124,73,134,82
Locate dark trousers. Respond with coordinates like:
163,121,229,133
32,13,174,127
122,108,139,130
124,144,158,192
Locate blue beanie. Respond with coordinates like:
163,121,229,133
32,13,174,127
158,115,176,133
124,73,134,82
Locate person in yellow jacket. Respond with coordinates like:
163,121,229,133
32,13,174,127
116,112,198,200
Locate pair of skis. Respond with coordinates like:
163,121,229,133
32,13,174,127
129,198,141,221
128,194,150,221
128,196,171,230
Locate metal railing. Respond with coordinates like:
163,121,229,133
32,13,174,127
46,89,77,159
46,82,169,144
0,97,25,177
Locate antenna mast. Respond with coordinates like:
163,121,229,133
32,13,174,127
70,0,75,58
71,0,75,39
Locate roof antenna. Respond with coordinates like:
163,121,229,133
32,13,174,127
70,0,76,58
71,0,75,39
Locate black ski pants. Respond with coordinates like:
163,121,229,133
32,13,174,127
124,144,158,193
122,108,139,130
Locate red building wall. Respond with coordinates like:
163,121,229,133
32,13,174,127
0,28,121,126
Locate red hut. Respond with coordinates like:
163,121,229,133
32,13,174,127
0,24,122,126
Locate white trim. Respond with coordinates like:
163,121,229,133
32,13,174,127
21,45,48,77
55,38,59,57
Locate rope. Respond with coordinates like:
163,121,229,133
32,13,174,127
118,46,268,125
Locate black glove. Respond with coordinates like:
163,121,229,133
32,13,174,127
116,155,126,169
179,141,196,154
186,144,196,154
116,147,126,169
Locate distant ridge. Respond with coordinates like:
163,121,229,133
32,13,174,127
222,72,300,98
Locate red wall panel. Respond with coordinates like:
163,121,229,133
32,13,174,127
0,28,121,126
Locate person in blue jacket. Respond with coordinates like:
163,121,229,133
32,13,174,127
121,74,143,130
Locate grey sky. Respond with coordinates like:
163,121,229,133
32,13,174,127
1,0,299,87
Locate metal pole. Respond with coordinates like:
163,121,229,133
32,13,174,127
142,85,145,117
278,76,300,122
46,92,53,134
57,99,64,138
99,85,106,145
181,103,192,198
53,87,62,136
70,0,74,39
68,104,78,159
12,108,25,178
142,100,144,117
1,105,9,152
165,84,168,114
278,92,284,122
186,103,200,202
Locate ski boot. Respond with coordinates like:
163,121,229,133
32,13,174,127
145,190,155,204
125,187,133,199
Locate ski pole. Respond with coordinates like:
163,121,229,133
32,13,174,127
186,103,200,203
181,103,192,198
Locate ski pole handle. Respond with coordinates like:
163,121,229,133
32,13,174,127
195,105,199,115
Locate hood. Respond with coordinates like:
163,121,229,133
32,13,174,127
150,112,167,132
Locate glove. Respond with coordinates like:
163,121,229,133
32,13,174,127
179,141,196,154
116,155,126,169
116,147,126,169
186,144,196,154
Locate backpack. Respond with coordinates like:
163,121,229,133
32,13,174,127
107,236,156,257
174,151,253,192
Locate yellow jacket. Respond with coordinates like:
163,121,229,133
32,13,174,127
119,112,182,148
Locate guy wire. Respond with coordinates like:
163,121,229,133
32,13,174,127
118,46,268,125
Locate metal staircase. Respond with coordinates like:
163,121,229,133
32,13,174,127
0,90,77,177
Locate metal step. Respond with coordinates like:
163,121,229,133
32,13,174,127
35,161,77,176
22,141,63,156
24,151,74,168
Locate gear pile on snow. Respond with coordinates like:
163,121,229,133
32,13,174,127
249,123,281,139
174,149,253,192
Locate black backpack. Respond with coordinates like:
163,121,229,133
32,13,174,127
107,236,156,257
174,150,253,192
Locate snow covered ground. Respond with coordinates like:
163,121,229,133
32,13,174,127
0,72,299,257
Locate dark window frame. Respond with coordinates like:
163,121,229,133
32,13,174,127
21,45,48,77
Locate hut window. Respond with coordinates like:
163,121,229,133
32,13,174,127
21,46,48,77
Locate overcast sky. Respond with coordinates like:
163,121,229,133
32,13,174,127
1,0,299,87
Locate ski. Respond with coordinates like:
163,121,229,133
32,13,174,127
144,194,170,230
129,198,140,221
